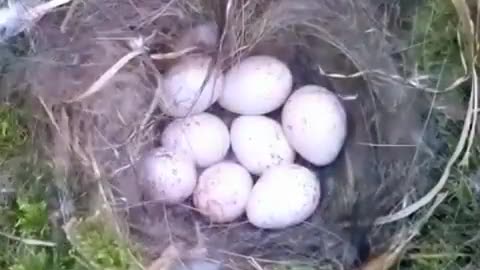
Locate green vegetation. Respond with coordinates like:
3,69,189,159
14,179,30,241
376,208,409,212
0,105,139,270
399,0,480,269
0,141,76,269
401,120,480,269
413,0,464,88
0,106,28,159
65,216,142,270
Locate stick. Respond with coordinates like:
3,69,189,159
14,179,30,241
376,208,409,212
67,49,144,103
0,231,56,247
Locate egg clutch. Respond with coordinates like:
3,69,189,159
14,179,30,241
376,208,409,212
138,54,347,230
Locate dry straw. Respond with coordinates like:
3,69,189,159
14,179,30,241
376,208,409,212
3,0,473,269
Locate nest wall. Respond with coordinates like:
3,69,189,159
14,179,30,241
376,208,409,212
3,0,445,269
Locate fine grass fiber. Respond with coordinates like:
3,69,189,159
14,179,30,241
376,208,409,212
0,0,477,270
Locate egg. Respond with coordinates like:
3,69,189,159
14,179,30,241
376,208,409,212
193,161,253,223
246,164,321,229
230,115,295,175
160,55,224,117
218,55,293,115
282,85,347,166
139,147,197,204
161,112,230,168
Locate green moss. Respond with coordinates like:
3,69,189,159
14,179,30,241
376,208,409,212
0,105,28,160
67,217,142,270
0,160,141,270
0,160,79,270
0,103,140,270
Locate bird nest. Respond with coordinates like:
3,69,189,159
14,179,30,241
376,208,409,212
2,0,452,269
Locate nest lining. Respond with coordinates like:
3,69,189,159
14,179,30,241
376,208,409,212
4,0,447,269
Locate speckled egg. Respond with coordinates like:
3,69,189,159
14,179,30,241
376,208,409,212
161,112,230,168
230,115,295,175
193,161,253,223
282,85,347,166
219,55,293,115
160,55,224,117
246,164,321,229
140,147,197,204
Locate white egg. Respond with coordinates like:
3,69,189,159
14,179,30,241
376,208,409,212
219,55,293,115
193,161,253,223
282,85,347,166
140,147,197,204
161,113,230,168
246,164,321,229
160,55,224,117
230,115,295,175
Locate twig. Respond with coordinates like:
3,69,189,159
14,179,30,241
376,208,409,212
248,258,264,270
67,49,144,103
34,0,72,14
150,47,197,60
60,0,80,33
455,0,479,165
0,231,56,247
317,66,470,94
38,96,61,133
217,250,310,266
356,142,417,148
461,63,478,165
407,252,469,260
